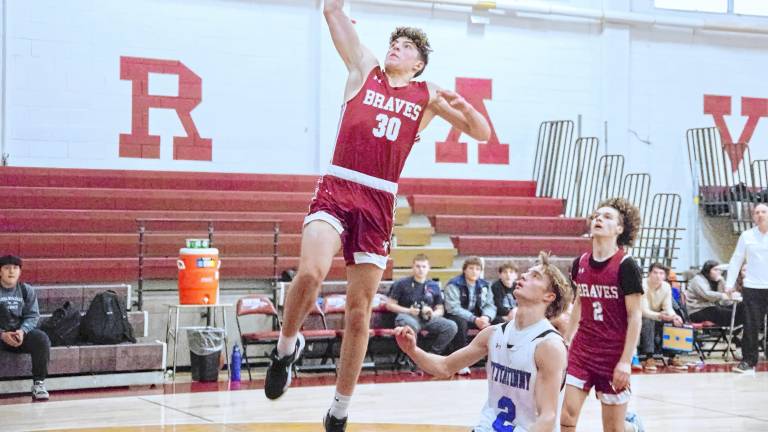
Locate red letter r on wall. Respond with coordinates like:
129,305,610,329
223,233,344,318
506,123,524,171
119,56,212,161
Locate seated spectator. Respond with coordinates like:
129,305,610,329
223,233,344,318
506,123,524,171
490,262,519,324
638,263,686,371
686,260,743,327
0,255,50,400
386,254,457,355
444,256,495,374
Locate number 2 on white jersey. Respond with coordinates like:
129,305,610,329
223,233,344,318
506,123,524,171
592,301,604,321
372,113,401,141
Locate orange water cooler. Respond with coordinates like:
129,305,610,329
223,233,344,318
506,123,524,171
177,248,220,305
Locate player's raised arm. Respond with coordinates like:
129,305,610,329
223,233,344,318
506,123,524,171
394,325,491,379
563,294,580,345
323,0,376,73
421,83,491,141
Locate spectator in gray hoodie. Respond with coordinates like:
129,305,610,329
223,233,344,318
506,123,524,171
0,254,50,400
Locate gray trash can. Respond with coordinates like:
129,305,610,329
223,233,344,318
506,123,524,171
186,327,225,382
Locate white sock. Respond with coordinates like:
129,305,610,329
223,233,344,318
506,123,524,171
276,332,298,358
329,391,352,419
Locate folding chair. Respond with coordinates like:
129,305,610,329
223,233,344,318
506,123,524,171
677,286,741,362
369,293,435,371
369,293,399,371
323,293,378,370
690,299,742,362
296,300,338,372
691,321,740,361
235,294,280,381
370,293,395,338
322,293,348,332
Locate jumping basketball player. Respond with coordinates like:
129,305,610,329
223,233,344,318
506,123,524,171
560,198,645,432
396,252,571,432
264,1,491,431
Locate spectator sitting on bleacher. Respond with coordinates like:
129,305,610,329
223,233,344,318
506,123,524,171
0,254,50,401
490,262,519,325
638,262,686,371
686,260,743,328
444,256,496,374
385,254,457,355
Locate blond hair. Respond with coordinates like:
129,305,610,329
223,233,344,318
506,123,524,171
538,251,573,319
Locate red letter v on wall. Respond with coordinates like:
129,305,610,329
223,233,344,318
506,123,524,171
704,94,768,168
435,78,509,164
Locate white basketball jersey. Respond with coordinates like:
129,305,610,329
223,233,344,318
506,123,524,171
475,318,564,432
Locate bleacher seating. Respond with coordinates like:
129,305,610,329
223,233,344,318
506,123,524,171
0,284,165,394
0,166,581,286
1,166,594,377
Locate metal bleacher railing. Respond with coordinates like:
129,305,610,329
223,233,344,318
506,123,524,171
687,126,763,234
533,120,683,271
134,218,280,311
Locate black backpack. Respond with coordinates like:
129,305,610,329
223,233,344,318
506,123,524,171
80,290,136,344
40,301,82,346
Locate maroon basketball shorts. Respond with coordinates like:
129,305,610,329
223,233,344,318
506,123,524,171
304,168,396,270
566,348,631,405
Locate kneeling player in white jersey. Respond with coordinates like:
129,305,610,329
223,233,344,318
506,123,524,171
395,252,572,432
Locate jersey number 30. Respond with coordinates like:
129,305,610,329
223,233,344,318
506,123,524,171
372,113,401,141
492,396,516,432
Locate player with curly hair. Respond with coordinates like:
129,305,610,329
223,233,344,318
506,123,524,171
263,1,491,431
561,197,646,432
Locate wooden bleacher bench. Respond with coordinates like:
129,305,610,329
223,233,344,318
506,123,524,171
0,284,166,394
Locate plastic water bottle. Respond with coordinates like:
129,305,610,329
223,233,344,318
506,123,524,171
231,344,242,382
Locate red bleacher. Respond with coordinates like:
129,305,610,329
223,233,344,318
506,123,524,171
1,187,314,212
0,167,535,197
408,195,564,217
451,235,591,256
431,215,588,236
1,210,305,233
1,167,585,284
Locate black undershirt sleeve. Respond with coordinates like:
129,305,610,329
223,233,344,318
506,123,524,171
569,257,580,296
570,257,579,281
619,257,644,296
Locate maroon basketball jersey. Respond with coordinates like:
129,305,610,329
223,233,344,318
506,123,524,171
330,66,430,183
570,250,631,375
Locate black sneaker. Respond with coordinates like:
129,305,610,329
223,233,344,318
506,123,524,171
732,361,755,375
324,411,348,432
264,334,305,400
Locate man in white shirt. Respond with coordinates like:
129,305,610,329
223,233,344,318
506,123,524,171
638,263,684,371
726,203,768,374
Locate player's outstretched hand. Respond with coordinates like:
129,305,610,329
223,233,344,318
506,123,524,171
394,326,417,354
436,89,471,112
612,361,631,392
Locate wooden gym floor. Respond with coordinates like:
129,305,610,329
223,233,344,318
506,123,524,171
1,366,767,431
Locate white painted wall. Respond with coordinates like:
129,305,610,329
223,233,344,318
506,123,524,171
4,0,768,269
